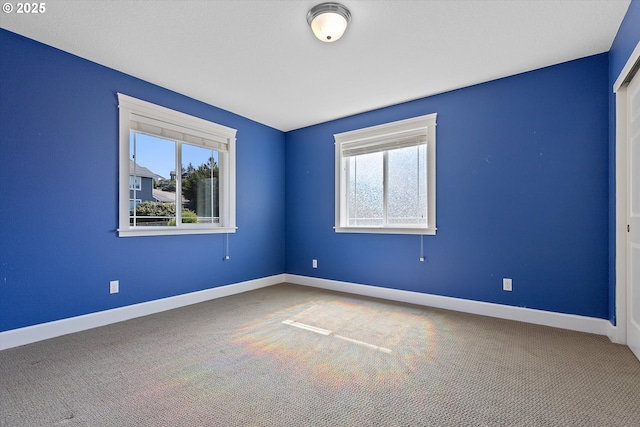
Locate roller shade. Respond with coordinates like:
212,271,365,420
342,132,427,157
130,113,229,152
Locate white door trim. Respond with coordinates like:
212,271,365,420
613,41,640,345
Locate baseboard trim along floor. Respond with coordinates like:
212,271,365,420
284,274,614,340
1,273,616,350
0,274,285,350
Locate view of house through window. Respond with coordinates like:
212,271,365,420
118,93,236,237
129,132,219,227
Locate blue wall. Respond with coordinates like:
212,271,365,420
0,30,286,332
286,54,610,319
608,0,640,324
3,2,638,334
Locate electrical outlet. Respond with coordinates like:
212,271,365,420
312,259,318,269
110,280,119,294
503,278,512,292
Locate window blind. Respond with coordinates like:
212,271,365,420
130,113,229,152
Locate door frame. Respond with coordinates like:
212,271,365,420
613,41,640,345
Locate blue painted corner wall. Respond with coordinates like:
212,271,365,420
286,54,610,319
608,0,640,325
2,0,639,334
0,29,286,332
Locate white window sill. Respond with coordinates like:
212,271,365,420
334,226,436,236
118,227,237,237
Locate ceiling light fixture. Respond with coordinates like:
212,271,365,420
307,2,352,43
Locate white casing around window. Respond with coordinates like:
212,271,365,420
334,113,437,235
117,93,237,237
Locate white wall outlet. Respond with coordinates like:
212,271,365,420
109,280,119,294
312,259,318,269
503,278,512,291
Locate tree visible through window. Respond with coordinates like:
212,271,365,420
128,133,220,227
118,94,237,237
181,144,219,224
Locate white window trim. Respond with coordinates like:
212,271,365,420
118,93,237,237
129,175,141,190
334,113,437,235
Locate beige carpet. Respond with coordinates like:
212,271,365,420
1,283,639,426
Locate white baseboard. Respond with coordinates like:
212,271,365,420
1,273,616,351
607,322,625,345
0,274,285,351
285,274,613,338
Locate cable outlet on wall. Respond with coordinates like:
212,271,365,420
312,259,318,269
503,278,512,292
109,280,119,294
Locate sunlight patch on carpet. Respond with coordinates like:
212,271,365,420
231,298,440,387
281,319,332,335
281,317,393,353
333,334,392,354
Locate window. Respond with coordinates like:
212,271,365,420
129,176,141,190
118,94,237,237
334,113,437,235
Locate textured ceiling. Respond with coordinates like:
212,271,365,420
0,0,631,131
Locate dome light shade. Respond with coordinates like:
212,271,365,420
307,3,352,43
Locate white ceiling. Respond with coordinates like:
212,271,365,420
0,0,631,131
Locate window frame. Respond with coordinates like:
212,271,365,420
118,94,237,237
129,175,141,190
334,113,437,235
